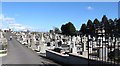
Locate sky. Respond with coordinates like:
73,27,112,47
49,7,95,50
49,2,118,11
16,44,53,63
118,1,120,18
1,0,120,2
0,2,119,32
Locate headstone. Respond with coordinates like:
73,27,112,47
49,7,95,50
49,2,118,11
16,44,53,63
68,36,71,41
40,43,47,53
31,43,38,50
71,41,77,54
103,36,105,41
82,35,87,51
115,40,119,49
77,36,81,41
88,35,91,39
32,34,36,43
55,41,58,48
93,36,96,41
67,41,71,45
0,32,3,38
36,45,40,51
41,33,45,42
72,36,76,42
88,41,93,53
49,34,52,39
82,42,87,52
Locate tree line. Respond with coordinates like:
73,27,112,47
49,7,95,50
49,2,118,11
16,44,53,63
80,15,120,35
54,15,119,36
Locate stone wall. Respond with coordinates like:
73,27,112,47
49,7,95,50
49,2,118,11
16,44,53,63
46,50,69,64
46,50,118,66
68,53,88,64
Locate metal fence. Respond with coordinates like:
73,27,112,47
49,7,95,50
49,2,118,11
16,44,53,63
87,32,120,66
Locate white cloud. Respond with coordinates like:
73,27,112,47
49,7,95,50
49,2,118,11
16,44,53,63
0,14,4,20
87,6,93,10
5,17,15,23
0,14,33,31
0,14,15,24
0,23,2,28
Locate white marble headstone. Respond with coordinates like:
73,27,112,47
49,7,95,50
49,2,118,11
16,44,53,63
41,33,45,42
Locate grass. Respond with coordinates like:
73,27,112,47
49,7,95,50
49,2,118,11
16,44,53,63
0,51,7,54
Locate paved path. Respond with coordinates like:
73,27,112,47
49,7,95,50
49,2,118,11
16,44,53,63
2,32,60,66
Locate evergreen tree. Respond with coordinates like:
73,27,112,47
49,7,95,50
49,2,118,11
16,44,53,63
116,18,120,33
49,30,54,33
61,22,76,35
80,24,87,34
54,27,60,34
108,19,114,34
102,15,110,34
86,19,94,34
93,18,100,28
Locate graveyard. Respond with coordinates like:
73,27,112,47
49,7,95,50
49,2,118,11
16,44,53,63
0,30,8,57
12,28,120,64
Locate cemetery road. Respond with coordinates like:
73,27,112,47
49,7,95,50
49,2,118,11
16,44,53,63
2,32,60,66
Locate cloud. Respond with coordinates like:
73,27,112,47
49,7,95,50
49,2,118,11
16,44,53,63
87,6,94,10
0,22,2,28
0,14,4,20
0,14,15,24
5,17,15,23
0,14,33,31
9,24,25,29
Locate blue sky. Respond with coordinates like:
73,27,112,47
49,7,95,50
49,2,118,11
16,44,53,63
118,1,120,18
1,2,118,32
